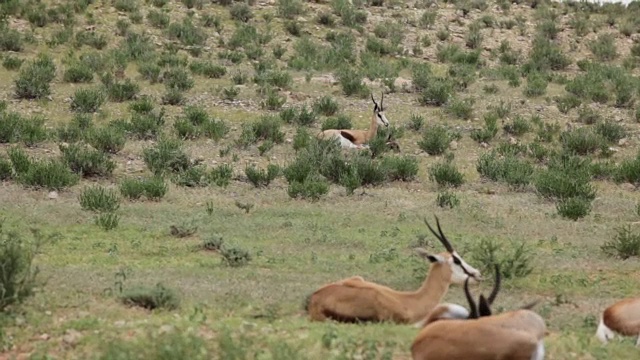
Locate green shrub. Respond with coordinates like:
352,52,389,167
436,190,459,208
209,164,233,187
313,96,339,116
534,153,596,201
287,175,330,201
0,157,12,181
142,138,191,176
476,151,534,189
63,62,94,83
556,196,592,220
79,186,121,212
173,165,209,187
245,164,280,188
70,87,106,113
418,124,454,155
95,212,120,231
120,176,168,201
121,283,181,310
60,143,115,178
601,225,640,259
0,225,42,312
470,237,533,279
14,54,57,100
87,127,127,154
13,157,80,191
595,121,626,144
503,116,531,136
321,115,352,131
470,112,499,143
560,127,606,155
382,156,418,181
220,245,252,267
428,159,465,188
107,79,140,102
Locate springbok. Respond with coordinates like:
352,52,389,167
304,216,482,325
596,297,640,347
411,265,547,360
317,92,390,149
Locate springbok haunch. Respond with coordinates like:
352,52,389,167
596,297,640,347
317,92,390,149
411,265,547,360
304,216,482,325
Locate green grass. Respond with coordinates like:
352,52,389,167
0,0,639,359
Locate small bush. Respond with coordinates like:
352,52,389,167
595,121,626,144
209,164,234,188
0,158,12,181
120,176,168,201
60,143,115,178
601,225,640,259
436,190,460,208
245,164,280,188
220,246,252,267
503,116,531,136
14,157,80,191
70,87,106,113
556,196,591,220
79,186,120,213
534,153,596,201
418,124,454,155
121,283,181,310
471,237,534,279
470,112,499,143
321,115,352,131
229,3,253,22
476,151,534,189
428,159,465,188
287,175,330,201
87,127,127,154
0,225,42,312
107,79,140,102
95,212,120,231
382,156,418,181
63,62,94,83
142,138,191,176
313,95,339,116
560,127,606,155
14,54,57,100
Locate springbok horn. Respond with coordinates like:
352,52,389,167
464,277,478,319
487,264,501,306
424,216,455,253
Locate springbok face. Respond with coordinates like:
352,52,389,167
420,216,483,285
371,93,390,128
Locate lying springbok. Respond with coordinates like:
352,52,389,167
317,93,390,149
304,216,482,325
411,265,547,360
596,297,640,347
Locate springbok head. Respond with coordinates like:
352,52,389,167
416,216,483,285
371,92,390,128
464,264,501,319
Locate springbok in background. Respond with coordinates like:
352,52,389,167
304,216,482,325
596,297,640,347
317,92,390,149
411,265,547,360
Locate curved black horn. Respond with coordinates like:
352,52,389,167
371,93,378,110
478,294,492,317
380,91,384,110
464,277,478,319
424,216,455,253
487,264,501,306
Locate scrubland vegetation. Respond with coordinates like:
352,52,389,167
0,0,640,358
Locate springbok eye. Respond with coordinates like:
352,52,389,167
452,257,462,266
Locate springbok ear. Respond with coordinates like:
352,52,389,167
415,248,443,263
